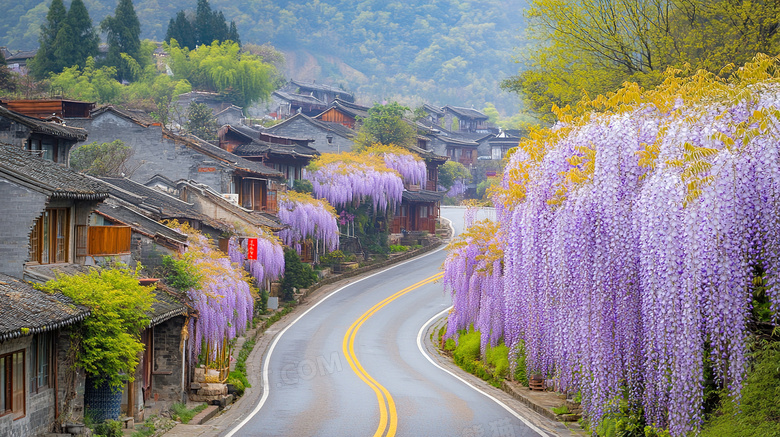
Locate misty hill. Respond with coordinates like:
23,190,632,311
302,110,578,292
1,0,528,112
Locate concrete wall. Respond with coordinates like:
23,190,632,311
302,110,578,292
71,113,233,193
265,118,353,155
0,178,46,278
0,334,59,436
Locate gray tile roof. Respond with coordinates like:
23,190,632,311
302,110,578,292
290,80,354,99
97,176,233,232
234,140,318,160
273,90,327,107
402,189,445,203
95,203,188,247
0,273,90,341
443,105,489,120
91,105,158,127
164,130,284,178
328,98,370,119
0,105,88,141
149,287,189,327
0,142,110,200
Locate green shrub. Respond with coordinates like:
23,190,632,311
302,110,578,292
485,343,510,379
280,248,317,301
389,244,409,253
700,341,780,437
93,419,122,437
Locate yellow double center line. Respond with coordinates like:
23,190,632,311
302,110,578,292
342,272,444,437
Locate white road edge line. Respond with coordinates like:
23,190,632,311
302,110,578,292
225,245,445,437
416,307,551,437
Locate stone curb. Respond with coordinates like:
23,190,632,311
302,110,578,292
189,405,219,425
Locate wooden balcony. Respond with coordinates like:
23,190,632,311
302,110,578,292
77,225,132,256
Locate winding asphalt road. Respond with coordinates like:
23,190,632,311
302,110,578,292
213,207,569,437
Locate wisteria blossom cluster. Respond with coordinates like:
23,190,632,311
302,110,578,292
362,144,427,185
443,218,504,354
276,191,339,253
305,151,404,212
172,224,255,361
227,228,285,286
445,55,780,435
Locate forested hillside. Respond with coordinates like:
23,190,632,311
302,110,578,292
1,0,528,112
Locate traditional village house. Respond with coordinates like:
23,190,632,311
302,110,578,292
266,90,328,119
97,176,234,242
316,98,369,130
0,48,36,75
442,105,491,134
390,145,448,235
488,130,522,160
263,113,355,154
214,105,244,127
0,98,95,120
289,79,354,106
218,125,319,188
69,105,286,215
0,105,88,165
0,274,90,436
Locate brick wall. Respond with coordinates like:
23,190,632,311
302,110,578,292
152,316,186,404
0,334,59,436
0,179,46,278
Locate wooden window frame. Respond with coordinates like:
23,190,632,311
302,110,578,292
0,350,25,419
29,207,70,265
31,333,52,393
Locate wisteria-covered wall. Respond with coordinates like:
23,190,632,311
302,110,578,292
444,55,780,435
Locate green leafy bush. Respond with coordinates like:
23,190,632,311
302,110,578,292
93,419,122,437
389,245,409,253
160,254,201,291
280,248,317,300
700,341,780,437
40,265,155,391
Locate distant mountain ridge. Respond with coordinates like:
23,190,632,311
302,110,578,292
1,0,528,112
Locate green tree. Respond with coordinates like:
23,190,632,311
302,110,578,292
40,265,155,391
354,102,416,150
166,40,276,107
61,0,99,70
280,248,317,301
165,11,196,50
227,20,240,46
27,0,67,79
49,57,122,103
505,0,780,121
0,50,17,92
70,140,134,177
439,160,471,191
101,0,142,82
184,102,218,141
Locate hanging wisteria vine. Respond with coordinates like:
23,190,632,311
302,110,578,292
277,191,340,253
445,54,780,436
170,223,256,362
227,227,285,286
304,150,404,212
362,143,428,186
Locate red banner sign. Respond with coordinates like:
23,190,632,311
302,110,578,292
247,238,258,260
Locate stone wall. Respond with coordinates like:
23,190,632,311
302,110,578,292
0,178,46,278
152,316,186,404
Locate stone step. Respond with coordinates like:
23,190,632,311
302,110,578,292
190,405,219,425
